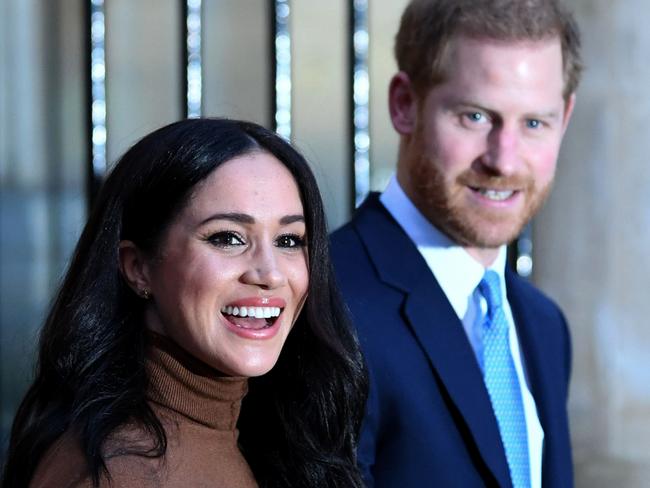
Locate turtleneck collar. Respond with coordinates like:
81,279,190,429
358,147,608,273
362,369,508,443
145,332,248,431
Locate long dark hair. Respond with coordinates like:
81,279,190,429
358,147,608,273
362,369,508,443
1,118,368,487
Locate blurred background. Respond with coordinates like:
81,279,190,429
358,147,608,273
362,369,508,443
1,1,648,485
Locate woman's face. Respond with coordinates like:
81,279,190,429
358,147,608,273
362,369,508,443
143,152,309,376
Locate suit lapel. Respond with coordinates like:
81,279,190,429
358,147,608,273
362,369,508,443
353,195,512,488
506,270,567,487
506,271,550,426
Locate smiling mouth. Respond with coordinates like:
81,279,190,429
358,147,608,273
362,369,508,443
220,305,282,330
469,186,517,201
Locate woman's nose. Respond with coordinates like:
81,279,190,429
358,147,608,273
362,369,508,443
240,246,287,289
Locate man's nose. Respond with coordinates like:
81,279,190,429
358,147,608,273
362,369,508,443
481,126,521,176
240,245,287,290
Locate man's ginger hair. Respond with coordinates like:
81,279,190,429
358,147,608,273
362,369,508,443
395,0,583,101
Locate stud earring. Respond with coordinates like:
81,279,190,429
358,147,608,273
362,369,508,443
140,289,151,300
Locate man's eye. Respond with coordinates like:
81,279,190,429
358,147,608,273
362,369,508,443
207,231,245,247
526,119,542,129
463,112,488,125
275,234,305,249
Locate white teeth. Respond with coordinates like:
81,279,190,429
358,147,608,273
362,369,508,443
221,305,281,318
478,188,514,201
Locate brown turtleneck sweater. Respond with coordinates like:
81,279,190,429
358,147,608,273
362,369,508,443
30,336,258,487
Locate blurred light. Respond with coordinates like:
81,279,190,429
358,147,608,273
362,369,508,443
276,109,291,126
91,100,106,124
514,225,534,278
274,0,292,139
91,62,105,82
354,106,369,127
354,131,370,151
353,30,369,53
186,0,202,118
516,255,533,277
277,3,290,19
92,125,106,145
352,0,370,206
89,0,107,178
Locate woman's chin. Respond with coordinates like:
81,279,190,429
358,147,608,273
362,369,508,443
215,354,280,378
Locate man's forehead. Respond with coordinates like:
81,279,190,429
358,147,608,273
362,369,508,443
446,34,563,57
436,34,564,80
423,36,566,110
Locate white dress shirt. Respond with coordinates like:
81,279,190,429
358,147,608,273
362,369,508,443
380,176,544,488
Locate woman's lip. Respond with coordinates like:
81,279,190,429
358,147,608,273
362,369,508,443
224,296,286,308
222,314,282,340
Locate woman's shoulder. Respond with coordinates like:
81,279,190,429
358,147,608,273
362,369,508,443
30,432,93,488
29,412,258,488
29,424,166,488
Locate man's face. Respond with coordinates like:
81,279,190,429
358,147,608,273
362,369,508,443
396,36,574,254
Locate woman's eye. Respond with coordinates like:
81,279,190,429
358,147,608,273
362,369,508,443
275,234,305,249
207,231,245,247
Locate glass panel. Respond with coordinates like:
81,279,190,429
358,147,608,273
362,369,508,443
203,0,271,127
184,0,203,118
0,0,86,456
368,0,410,192
351,0,370,206
292,0,350,230
105,0,182,165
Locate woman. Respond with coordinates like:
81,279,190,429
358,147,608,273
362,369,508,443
1,119,368,487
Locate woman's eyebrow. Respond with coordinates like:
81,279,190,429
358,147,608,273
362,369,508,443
280,215,305,225
200,212,254,226
199,213,305,226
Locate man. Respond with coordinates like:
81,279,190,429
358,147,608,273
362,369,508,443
330,1,582,487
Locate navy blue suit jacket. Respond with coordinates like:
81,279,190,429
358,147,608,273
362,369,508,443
330,194,573,488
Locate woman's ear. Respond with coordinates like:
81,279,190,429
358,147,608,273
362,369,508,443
118,240,151,298
388,71,419,135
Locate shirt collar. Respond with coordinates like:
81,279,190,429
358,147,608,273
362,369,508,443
380,175,508,318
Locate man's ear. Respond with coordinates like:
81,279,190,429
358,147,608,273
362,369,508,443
118,240,151,298
561,93,577,135
389,71,419,135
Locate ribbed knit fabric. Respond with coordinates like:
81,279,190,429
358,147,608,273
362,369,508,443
30,334,258,488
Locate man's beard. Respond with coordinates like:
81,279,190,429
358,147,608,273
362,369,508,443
408,141,553,249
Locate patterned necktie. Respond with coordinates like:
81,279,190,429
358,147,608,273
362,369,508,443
479,271,531,488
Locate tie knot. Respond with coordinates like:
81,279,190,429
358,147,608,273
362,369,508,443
479,270,503,318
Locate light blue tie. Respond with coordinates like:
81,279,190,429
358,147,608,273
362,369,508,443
479,271,531,488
